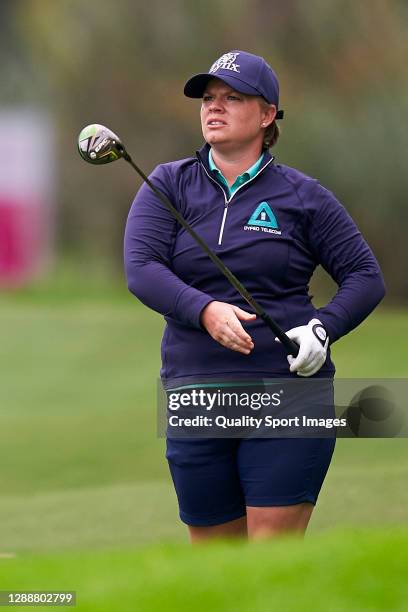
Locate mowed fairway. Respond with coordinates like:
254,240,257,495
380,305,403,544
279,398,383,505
0,289,407,609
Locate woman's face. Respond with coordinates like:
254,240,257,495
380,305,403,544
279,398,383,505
200,78,275,152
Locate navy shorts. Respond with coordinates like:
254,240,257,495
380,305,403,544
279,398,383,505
166,437,336,526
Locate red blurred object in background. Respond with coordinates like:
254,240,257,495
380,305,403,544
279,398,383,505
0,198,44,286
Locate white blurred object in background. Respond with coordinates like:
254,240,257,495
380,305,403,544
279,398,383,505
0,110,54,288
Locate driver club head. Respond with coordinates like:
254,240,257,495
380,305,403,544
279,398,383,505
78,124,126,164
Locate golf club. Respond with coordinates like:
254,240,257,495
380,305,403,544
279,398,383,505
78,124,299,357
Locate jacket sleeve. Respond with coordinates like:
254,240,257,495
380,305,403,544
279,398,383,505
303,181,386,343
124,164,214,328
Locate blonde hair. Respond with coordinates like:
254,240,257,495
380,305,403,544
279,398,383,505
259,98,281,149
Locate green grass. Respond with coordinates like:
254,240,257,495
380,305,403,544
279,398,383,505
0,482,184,554
331,305,408,377
0,290,406,608
0,454,407,556
1,529,407,611
0,301,167,493
0,300,405,498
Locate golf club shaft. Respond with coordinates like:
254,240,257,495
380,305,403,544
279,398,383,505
124,152,299,356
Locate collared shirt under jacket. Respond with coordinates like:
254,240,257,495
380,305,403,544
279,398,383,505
124,143,385,382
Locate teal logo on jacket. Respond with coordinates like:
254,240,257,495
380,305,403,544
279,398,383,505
247,202,279,229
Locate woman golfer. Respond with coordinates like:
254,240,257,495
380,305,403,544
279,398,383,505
124,51,385,542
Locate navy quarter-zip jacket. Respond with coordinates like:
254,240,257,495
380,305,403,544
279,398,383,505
124,144,385,381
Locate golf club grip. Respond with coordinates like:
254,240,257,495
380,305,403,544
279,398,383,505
125,154,300,357
259,313,299,356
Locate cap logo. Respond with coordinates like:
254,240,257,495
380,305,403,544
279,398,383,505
209,52,240,74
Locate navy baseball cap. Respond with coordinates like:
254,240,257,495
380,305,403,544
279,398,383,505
184,50,284,119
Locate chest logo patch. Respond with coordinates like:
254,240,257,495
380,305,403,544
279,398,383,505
244,202,281,235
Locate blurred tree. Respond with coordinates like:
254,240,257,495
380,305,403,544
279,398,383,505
8,0,408,298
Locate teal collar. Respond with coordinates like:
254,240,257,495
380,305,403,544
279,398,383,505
208,149,264,196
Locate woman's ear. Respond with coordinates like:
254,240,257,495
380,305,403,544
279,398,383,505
263,104,277,128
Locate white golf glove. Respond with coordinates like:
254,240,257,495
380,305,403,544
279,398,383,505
275,318,329,377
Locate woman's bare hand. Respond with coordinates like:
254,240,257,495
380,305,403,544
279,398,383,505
200,301,256,354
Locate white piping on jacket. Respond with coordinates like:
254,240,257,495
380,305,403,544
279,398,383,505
199,157,275,246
